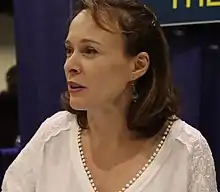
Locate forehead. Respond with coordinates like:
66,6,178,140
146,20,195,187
67,10,124,46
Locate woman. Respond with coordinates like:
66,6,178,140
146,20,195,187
1,0,217,191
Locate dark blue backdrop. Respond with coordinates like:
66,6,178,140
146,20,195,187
13,0,69,145
165,25,220,187
13,0,220,188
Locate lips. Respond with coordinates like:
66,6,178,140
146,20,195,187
67,81,86,93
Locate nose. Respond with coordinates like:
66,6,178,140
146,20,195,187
64,53,81,76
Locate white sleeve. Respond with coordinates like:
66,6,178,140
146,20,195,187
1,121,49,192
188,134,218,192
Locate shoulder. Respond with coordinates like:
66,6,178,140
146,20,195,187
171,119,217,186
16,111,77,152
170,120,217,191
43,110,75,126
1,111,78,191
170,119,217,186
170,119,209,154
35,110,77,144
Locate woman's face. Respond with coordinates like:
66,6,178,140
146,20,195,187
64,10,147,110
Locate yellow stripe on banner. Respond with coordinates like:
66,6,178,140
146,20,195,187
186,0,191,8
172,0,220,9
207,0,220,6
172,0,178,9
199,0,205,7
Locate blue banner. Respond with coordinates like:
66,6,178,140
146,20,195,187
142,0,220,26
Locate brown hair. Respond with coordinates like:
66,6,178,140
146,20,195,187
61,0,178,138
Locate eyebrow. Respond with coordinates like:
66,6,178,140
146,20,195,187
65,38,101,46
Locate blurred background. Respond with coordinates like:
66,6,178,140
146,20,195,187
0,0,219,189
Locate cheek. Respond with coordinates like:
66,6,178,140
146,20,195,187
109,61,131,85
89,63,130,96
63,61,69,79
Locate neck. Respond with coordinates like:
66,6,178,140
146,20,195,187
86,95,133,149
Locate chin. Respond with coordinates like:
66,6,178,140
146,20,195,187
69,97,88,111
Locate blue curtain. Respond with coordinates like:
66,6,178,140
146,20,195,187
166,25,220,187
172,46,202,127
13,0,70,145
200,36,220,187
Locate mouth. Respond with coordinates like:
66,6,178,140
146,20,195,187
67,81,86,93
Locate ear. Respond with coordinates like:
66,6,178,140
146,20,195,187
131,52,149,81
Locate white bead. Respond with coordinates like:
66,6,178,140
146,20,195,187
76,118,174,192
87,170,91,174
91,182,95,187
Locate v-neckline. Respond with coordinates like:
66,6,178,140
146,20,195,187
69,118,175,192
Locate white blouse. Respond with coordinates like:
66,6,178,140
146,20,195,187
1,111,218,192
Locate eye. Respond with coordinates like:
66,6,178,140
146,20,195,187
82,46,98,57
65,46,73,58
